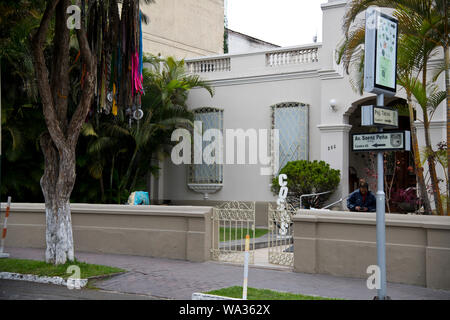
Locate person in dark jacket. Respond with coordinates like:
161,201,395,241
347,182,376,212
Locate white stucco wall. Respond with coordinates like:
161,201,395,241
164,59,322,202
159,0,447,209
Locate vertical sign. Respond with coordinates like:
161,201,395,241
364,7,398,96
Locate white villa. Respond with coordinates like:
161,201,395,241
148,0,447,224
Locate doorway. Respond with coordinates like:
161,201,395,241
347,98,417,213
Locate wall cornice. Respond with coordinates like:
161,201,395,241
202,69,321,87
317,124,353,133
414,120,446,129
321,0,347,11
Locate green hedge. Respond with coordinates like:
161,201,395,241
271,160,340,209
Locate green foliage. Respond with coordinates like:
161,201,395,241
1,58,46,202
71,54,213,204
1,27,211,204
219,227,268,242
271,160,340,209
0,258,125,279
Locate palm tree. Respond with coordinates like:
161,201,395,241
340,0,448,215
336,14,433,214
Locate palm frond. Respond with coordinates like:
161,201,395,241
427,89,447,110
87,136,117,155
81,122,98,137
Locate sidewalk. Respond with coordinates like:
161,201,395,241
5,247,450,300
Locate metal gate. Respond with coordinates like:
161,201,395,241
211,201,256,264
268,202,296,267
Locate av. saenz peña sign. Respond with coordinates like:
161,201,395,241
352,131,411,152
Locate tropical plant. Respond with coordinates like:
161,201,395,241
271,160,341,209
420,141,448,199
338,0,449,215
0,0,47,203
1,91,46,202
0,0,45,100
72,55,213,204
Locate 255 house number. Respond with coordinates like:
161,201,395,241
328,144,337,151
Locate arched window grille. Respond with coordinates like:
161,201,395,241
188,107,224,184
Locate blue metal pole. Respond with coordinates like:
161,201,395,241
376,93,387,299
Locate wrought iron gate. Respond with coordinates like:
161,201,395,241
211,201,256,263
268,202,296,266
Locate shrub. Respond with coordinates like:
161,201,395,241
271,160,340,209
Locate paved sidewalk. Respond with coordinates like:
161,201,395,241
4,247,450,300
0,279,157,300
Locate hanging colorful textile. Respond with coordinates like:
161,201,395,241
80,0,144,122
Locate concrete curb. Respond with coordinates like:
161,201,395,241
192,292,242,300
0,272,88,288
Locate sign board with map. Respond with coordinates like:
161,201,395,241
364,7,398,96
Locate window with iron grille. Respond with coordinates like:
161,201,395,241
272,102,309,174
188,107,224,184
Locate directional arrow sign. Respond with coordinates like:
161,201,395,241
361,105,398,128
352,131,410,152
372,143,386,147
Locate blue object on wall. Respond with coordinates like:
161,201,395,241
128,191,150,205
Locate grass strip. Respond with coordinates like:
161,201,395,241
219,227,268,242
205,286,340,300
0,258,125,280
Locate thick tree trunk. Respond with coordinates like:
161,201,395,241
32,0,95,264
40,133,77,264
44,201,74,264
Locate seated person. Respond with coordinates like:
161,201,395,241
347,182,376,212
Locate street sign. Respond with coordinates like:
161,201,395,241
364,7,398,96
352,131,410,152
361,105,398,128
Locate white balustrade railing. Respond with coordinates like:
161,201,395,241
186,57,231,73
186,45,320,75
266,47,319,67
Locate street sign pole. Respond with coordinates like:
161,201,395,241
376,93,387,299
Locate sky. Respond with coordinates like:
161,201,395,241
226,0,329,47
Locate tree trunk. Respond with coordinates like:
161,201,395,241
422,55,444,215
44,201,74,264
423,111,444,215
40,133,76,264
32,0,96,264
407,95,433,214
